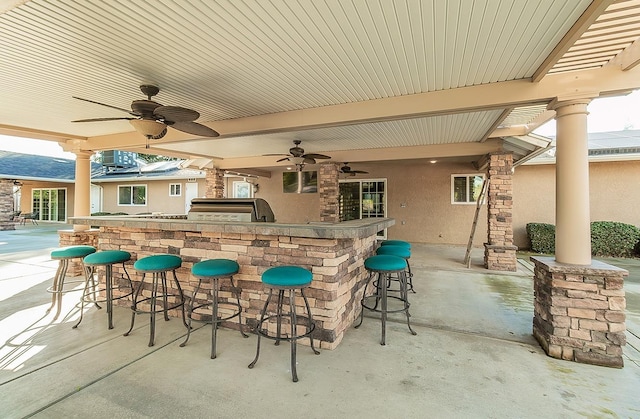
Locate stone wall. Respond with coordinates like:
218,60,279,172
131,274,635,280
98,226,377,349
484,152,517,271
58,229,99,276
531,256,627,368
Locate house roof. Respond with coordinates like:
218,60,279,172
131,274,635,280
0,150,203,183
0,150,93,183
1,1,639,173
527,129,640,164
91,160,205,183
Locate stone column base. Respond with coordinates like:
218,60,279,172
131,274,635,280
484,243,518,271
0,221,16,231
531,256,628,368
58,229,100,276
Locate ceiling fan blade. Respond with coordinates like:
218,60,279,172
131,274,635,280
276,157,291,162
72,117,135,122
351,170,369,174
304,153,331,160
263,153,290,157
155,106,199,122
72,96,136,115
303,157,316,164
170,121,220,137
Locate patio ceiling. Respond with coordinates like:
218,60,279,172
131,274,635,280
1,0,640,172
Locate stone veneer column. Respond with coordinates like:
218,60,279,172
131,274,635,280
484,152,517,271
319,162,340,222
531,256,627,368
0,179,16,231
205,167,225,198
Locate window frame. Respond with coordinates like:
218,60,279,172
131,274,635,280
169,183,182,197
117,184,147,206
451,174,485,205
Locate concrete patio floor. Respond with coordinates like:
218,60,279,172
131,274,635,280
1,224,639,418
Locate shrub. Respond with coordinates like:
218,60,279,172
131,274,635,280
591,221,640,258
526,223,556,254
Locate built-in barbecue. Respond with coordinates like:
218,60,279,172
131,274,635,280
187,198,275,222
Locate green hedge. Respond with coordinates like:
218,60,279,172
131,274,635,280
591,221,640,258
526,221,640,257
526,223,556,254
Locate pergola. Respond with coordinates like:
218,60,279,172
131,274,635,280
1,0,640,266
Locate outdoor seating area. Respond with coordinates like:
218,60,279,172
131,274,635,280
0,224,638,417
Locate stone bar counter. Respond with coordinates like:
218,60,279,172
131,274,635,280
69,215,394,349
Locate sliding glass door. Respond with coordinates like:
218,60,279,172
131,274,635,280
31,188,67,222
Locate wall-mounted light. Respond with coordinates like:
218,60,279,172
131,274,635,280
253,184,259,194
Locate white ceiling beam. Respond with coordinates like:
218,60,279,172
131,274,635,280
606,36,640,70
531,0,615,82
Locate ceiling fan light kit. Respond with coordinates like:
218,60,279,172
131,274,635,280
129,119,166,138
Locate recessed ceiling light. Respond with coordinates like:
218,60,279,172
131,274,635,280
430,160,437,164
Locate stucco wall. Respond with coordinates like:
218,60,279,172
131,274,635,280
513,160,640,249
251,161,487,245
99,179,206,215
249,169,321,223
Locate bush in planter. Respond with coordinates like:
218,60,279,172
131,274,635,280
591,221,640,258
526,223,555,254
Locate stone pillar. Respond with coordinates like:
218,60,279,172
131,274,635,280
205,168,225,198
73,150,93,232
319,162,340,222
531,256,627,368
0,180,16,231
551,99,592,265
484,152,517,271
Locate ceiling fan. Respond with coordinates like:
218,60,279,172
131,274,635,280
71,84,219,140
266,140,331,166
340,163,368,176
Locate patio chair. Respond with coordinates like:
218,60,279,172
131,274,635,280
21,210,39,225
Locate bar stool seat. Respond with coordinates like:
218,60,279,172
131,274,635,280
248,266,320,382
380,240,411,249
376,245,415,293
125,254,187,346
180,259,248,358
355,254,416,345
74,250,133,329
48,245,96,320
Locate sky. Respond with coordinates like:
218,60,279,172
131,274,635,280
1,90,639,159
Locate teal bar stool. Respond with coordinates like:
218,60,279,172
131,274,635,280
248,266,320,382
74,250,133,330
180,259,248,358
376,245,415,293
355,254,416,345
380,240,411,249
125,254,187,346
48,245,96,320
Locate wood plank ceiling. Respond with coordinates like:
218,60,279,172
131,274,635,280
1,0,639,170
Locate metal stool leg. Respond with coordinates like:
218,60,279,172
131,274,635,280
248,289,273,369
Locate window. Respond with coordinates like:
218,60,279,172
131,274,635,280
451,174,485,204
118,185,147,206
233,181,252,198
339,179,387,239
169,183,182,197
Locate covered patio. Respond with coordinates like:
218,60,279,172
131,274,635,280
1,224,638,417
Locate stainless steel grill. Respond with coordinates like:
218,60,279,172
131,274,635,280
187,198,275,223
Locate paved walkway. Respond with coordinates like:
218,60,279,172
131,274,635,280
0,224,638,418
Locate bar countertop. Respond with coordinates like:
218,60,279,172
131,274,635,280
69,216,395,239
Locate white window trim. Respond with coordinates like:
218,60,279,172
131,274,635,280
450,174,485,205
117,184,147,206
169,183,182,197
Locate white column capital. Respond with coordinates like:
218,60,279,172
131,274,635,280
548,97,592,115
